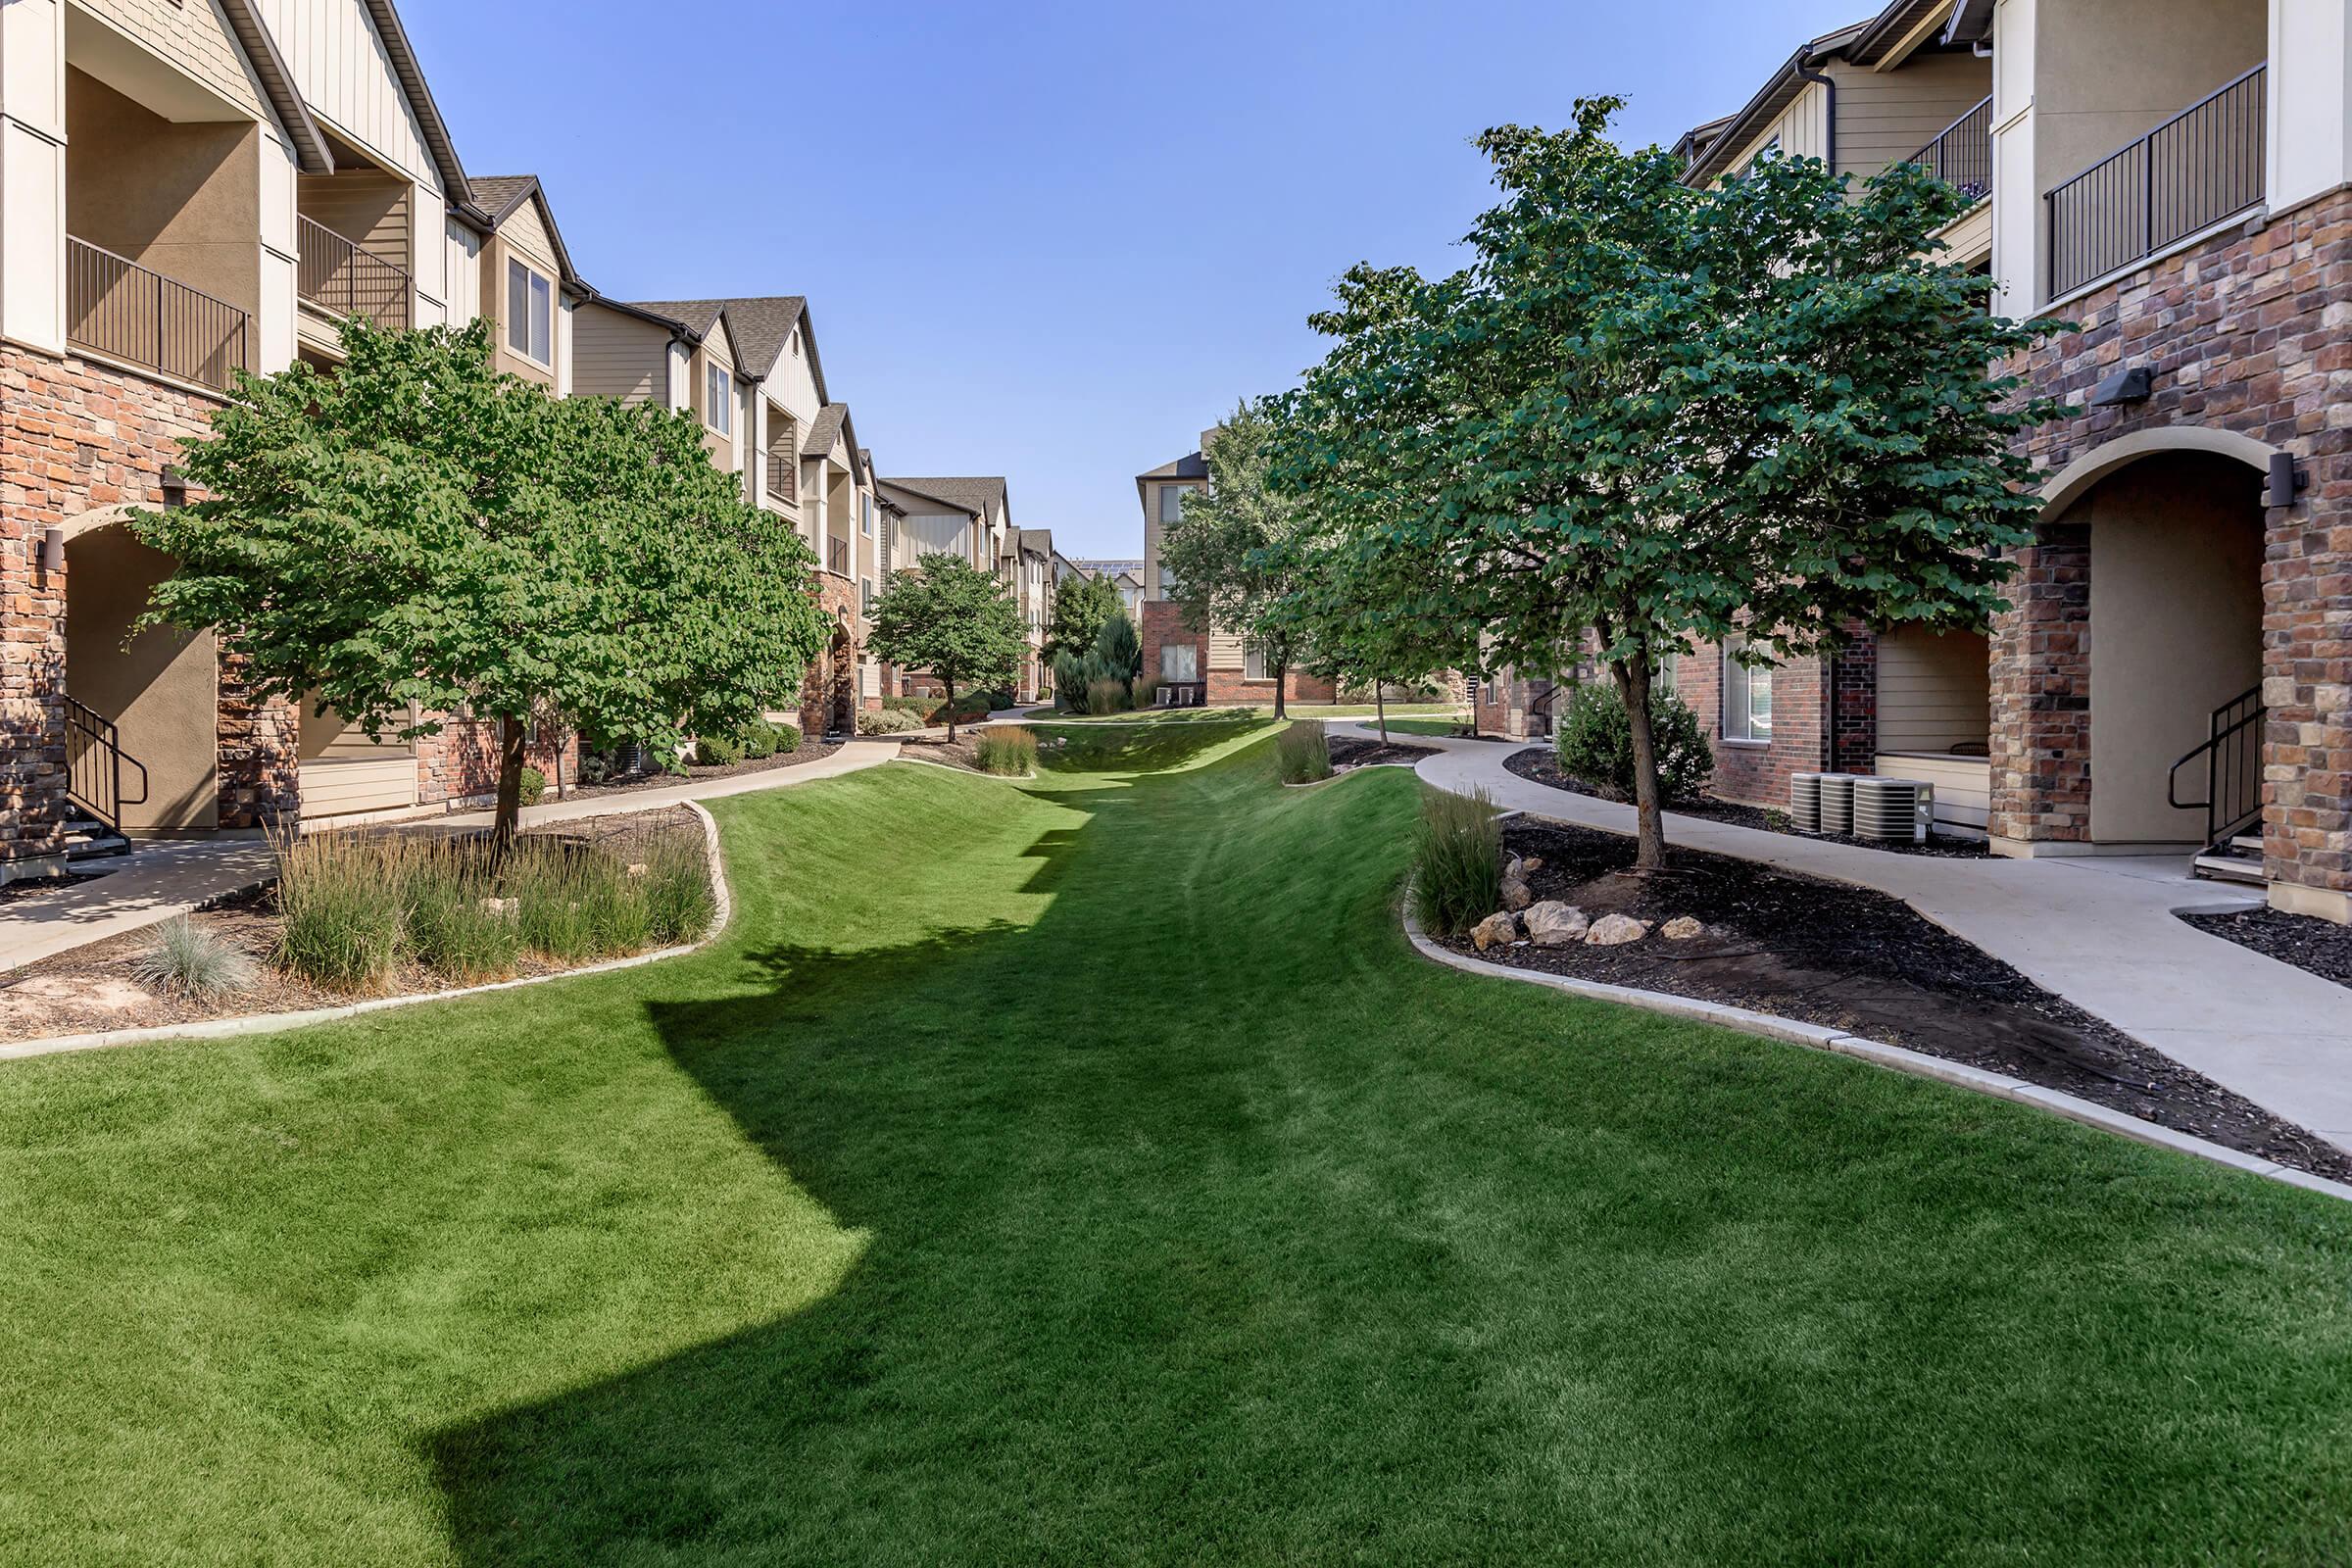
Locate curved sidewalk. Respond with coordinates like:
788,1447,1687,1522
1360,726,2352,1152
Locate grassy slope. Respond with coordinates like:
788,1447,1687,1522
3,726,2350,1565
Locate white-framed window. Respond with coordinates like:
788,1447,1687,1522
861,494,874,536
1244,643,1270,680
1158,483,1195,523
1723,637,1772,740
1160,643,1200,681
506,259,552,366
860,577,874,612
706,366,732,436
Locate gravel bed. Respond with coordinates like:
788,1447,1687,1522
1503,747,1991,858
1438,818,2352,1180
2179,906,2352,991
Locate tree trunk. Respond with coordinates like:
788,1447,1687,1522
944,675,958,742
1376,683,1389,745
492,713,529,853
1271,644,1289,720
1613,659,1668,871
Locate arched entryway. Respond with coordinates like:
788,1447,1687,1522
62,518,219,833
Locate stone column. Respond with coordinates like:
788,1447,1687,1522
1987,521,2092,850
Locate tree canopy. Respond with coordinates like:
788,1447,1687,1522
1042,570,1121,665
1271,100,2061,865
867,553,1026,739
133,318,827,842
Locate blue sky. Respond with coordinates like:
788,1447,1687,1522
404,0,1862,558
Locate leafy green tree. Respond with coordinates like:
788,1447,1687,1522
1273,100,2061,867
1157,400,1320,718
1043,571,1120,664
1272,529,1470,745
867,553,1025,740
133,318,827,846
1094,610,1142,682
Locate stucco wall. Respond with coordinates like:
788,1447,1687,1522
64,525,220,831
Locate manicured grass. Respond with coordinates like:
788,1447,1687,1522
4,730,2351,1563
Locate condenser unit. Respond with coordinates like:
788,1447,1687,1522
1789,772,1823,833
1853,776,1934,844
1817,773,1857,835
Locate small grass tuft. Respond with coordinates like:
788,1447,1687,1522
1274,720,1332,783
129,915,258,1002
1410,785,1501,936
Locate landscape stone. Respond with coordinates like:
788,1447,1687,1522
1525,902,1590,946
1470,911,1521,952
1584,913,1650,947
1661,916,1704,941
1499,876,1533,911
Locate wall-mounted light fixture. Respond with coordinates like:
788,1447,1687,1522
36,528,65,572
2086,365,2153,406
2267,452,2308,509
160,466,189,508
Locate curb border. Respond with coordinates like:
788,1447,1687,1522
0,801,734,1066
1399,899,2352,1204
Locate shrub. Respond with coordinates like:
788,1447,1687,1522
738,721,778,760
1553,683,1712,803
1131,675,1160,709
1095,612,1142,680
1053,652,1090,710
695,732,745,767
1274,720,1331,783
768,720,802,753
974,725,1038,776
274,830,407,992
518,765,547,808
1410,787,1502,937
1085,676,1130,715
858,707,924,734
131,915,258,1002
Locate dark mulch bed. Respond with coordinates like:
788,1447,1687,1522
568,740,843,801
1328,736,1438,771
1504,747,1992,858
1438,818,2352,1180
2180,906,2352,991
0,870,105,902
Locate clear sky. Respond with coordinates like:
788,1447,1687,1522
403,0,1865,559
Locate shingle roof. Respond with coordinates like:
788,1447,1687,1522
803,404,849,458
465,174,586,289
713,297,808,380
878,478,981,517
1136,452,1207,483
627,299,725,338
885,477,1007,518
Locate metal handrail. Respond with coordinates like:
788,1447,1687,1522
63,695,148,832
1905,94,1993,204
767,451,798,504
2167,683,2265,850
297,216,412,330
65,236,249,391
2047,64,2265,298
828,536,851,576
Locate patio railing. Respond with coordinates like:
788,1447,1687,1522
2048,64,2265,298
66,237,248,391
297,216,412,330
1906,94,1992,205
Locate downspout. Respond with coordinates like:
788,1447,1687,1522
1796,58,1838,173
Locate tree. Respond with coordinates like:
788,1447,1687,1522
1272,100,2061,868
1274,532,1469,745
867,552,1025,740
132,318,827,847
1043,570,1120,664
1094,610,1142,681
1156,400,1321,718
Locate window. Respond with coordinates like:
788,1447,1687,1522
861,495,874,536
1158,484,1195,523
1160,643,1200,682
506,259,552,366
706,366,732,436
1244,643,1270,681
860,578,874,612
1723,638,1773,740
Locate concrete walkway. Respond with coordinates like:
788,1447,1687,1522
1357,725,2352,1152
0,741,901,977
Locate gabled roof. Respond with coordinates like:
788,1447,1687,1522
466,174,588,290
217,0,333,174
628,299,726,339
586,297,703,340
878,478,981,519
628,296,829,402
1136,452,1207,483
1016,527,1054,558
360,0,471,204
887,477,1007,521
1677,18,1875,188
802,404,848,458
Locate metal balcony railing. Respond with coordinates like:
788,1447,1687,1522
768,451,797,504
2048,64,2266,298
66,237,248,391
828,535,851,575
1906,94,1992,205
297,215,412,330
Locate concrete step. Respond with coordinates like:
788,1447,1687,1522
2230,833,2264,854
64,820,131,860
2192,851,2268,886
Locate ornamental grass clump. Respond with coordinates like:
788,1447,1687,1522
974,725,1038,776
641,835,718,946
504,841,642,964
130,915,258,1003
1274,720,1331,783
401,841,521,985
1085,677,1131,715
1410,786,1501,937
273,829,410,992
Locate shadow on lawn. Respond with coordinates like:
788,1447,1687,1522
426,732,1368,1564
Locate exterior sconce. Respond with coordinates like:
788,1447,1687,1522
160,466,189,507
2266,452,2307,510
36,529,65,573
2086,365,2153,406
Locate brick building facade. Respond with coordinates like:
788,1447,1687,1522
1140,601,1336,707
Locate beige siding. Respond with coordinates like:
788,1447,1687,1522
1207,627,1247,669
571,301,664,403
1838,53,1993,178
1873,753,1990,836
298,168,407,256
298,756,418,817
251,0,438,190
1936,198,1992,265
499,193,557,274
74,0,270,121
1723,79,1832,172
1876,626,1990,753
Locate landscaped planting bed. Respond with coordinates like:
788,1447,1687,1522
2180,906,2352,991
1439,817,2352,1179
1503,745,1992,858
1327,734,1439,770
569,737,841,801
0,809,715,1044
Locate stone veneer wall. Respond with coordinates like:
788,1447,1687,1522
1996,189,2351,916
799,575,862,737
415,718,577,808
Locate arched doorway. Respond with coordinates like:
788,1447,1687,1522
62,519,219,833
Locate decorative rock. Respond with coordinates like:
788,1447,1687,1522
1660,915,1704,941
1524,902,1590,947
1584,913,1651,947
1502,854,1525,882
1470,911,1521,952
1499,876,1533,912
1522,857,1543,872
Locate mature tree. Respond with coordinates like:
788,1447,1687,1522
1043,570,1121,664
1272,100,2061,867
133,318,827,846
867,552,1025,740
1157,399,1320,718
1271,532,1468,745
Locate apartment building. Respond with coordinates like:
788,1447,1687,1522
1655,0,2352,925
877,476,1034,701
1137,443,1335,706
1008,528,1054,702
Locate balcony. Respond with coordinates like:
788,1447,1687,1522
2047,65,2266,299
1907,95,1992,206
828,535,851,576
297,216,412,330
767,451,798,506
66,237,248,392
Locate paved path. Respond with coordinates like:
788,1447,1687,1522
0,742,901,977
1356,725,2352,1152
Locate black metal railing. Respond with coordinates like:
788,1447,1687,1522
767,451,798,504
828,535,851,575
2048,65,2265,298
297,216,412,330
66,237,248,391
2168,683,2265,852
1906,94,1993,205
64,696,148,833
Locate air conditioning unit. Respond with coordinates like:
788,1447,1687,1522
1789,772,1824,833
1817,773,1857,835
1853,776,1934,844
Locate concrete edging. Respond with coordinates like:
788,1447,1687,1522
1398,898,2352,1204
0,800,735,1066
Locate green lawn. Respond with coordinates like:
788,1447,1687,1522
4,725,2350,1564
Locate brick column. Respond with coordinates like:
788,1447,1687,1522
217,645,298,831
1829,627,1878,776
2262,447,2352,921
1987,522,2091,849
